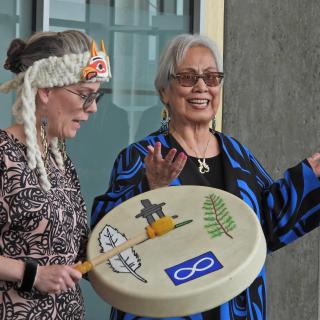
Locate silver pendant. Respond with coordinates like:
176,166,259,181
198,158,210,174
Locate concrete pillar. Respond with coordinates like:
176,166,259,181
223,1,320,319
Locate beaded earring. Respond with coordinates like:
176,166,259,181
160,107,170,133
211,117,216,132
40,118,49,166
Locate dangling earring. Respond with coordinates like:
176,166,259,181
160,107,170,133
58,138,67,162
40,118,49,166
211,117,216,133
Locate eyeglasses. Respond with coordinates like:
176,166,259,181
64,88,104,111
170,72,224,87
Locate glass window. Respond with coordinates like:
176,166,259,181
49,0,193,223
48,1,193,318
0,1,193,318
0,0,33,128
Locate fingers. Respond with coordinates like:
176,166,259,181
68,265,82,282
145,143,162,168
34,265,81,295
52,268,77,293
153,142,162,161
169,152,187,178
307,152,320,177
146,143,180,165
176,152,188,170
145,145,155,165
146,143,175,163
146,155,187,189
310,152,320,161
164,148,177,164
144,141,188,189
146,145,154,157
56,277,68,293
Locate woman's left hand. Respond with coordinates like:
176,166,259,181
307,152,320,177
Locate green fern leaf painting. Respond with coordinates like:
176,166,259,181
203,193,236,239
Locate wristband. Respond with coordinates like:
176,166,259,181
19,260,38,292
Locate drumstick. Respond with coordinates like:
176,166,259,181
74,216,192,274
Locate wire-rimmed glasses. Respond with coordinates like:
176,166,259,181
64,88,104,111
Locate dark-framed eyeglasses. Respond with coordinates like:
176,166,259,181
64,88,104,111
170,72,224,87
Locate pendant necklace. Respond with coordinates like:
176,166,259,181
173,130,211,174
194,138,210,174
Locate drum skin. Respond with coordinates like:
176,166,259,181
88,186,267,317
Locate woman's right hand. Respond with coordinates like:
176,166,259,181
34,264,82,294
307,152,320,177
144,142,187,190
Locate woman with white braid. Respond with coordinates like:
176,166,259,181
0,30,111,319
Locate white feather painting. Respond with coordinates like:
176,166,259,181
99,225,147,283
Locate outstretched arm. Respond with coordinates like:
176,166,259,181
246,148,320,251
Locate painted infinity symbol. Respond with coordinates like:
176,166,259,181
173,257,215,281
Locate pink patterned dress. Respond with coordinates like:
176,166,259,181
0,129,89,319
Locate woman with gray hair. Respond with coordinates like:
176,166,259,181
92,33,320,320
0,30,111,319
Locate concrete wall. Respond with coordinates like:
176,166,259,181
223,1,320,319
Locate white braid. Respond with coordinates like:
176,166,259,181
12,86,23,124
0,72,25,124
0,72,24,92
0,50,110,191
35,145,51,192
51,138,65,172
21,66,39,169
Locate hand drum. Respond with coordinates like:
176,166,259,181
87,186,266,317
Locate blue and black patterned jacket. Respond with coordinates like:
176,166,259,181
92,130,320,320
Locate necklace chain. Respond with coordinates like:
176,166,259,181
172,130,211,174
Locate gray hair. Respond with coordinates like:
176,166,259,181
154,34,223,99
